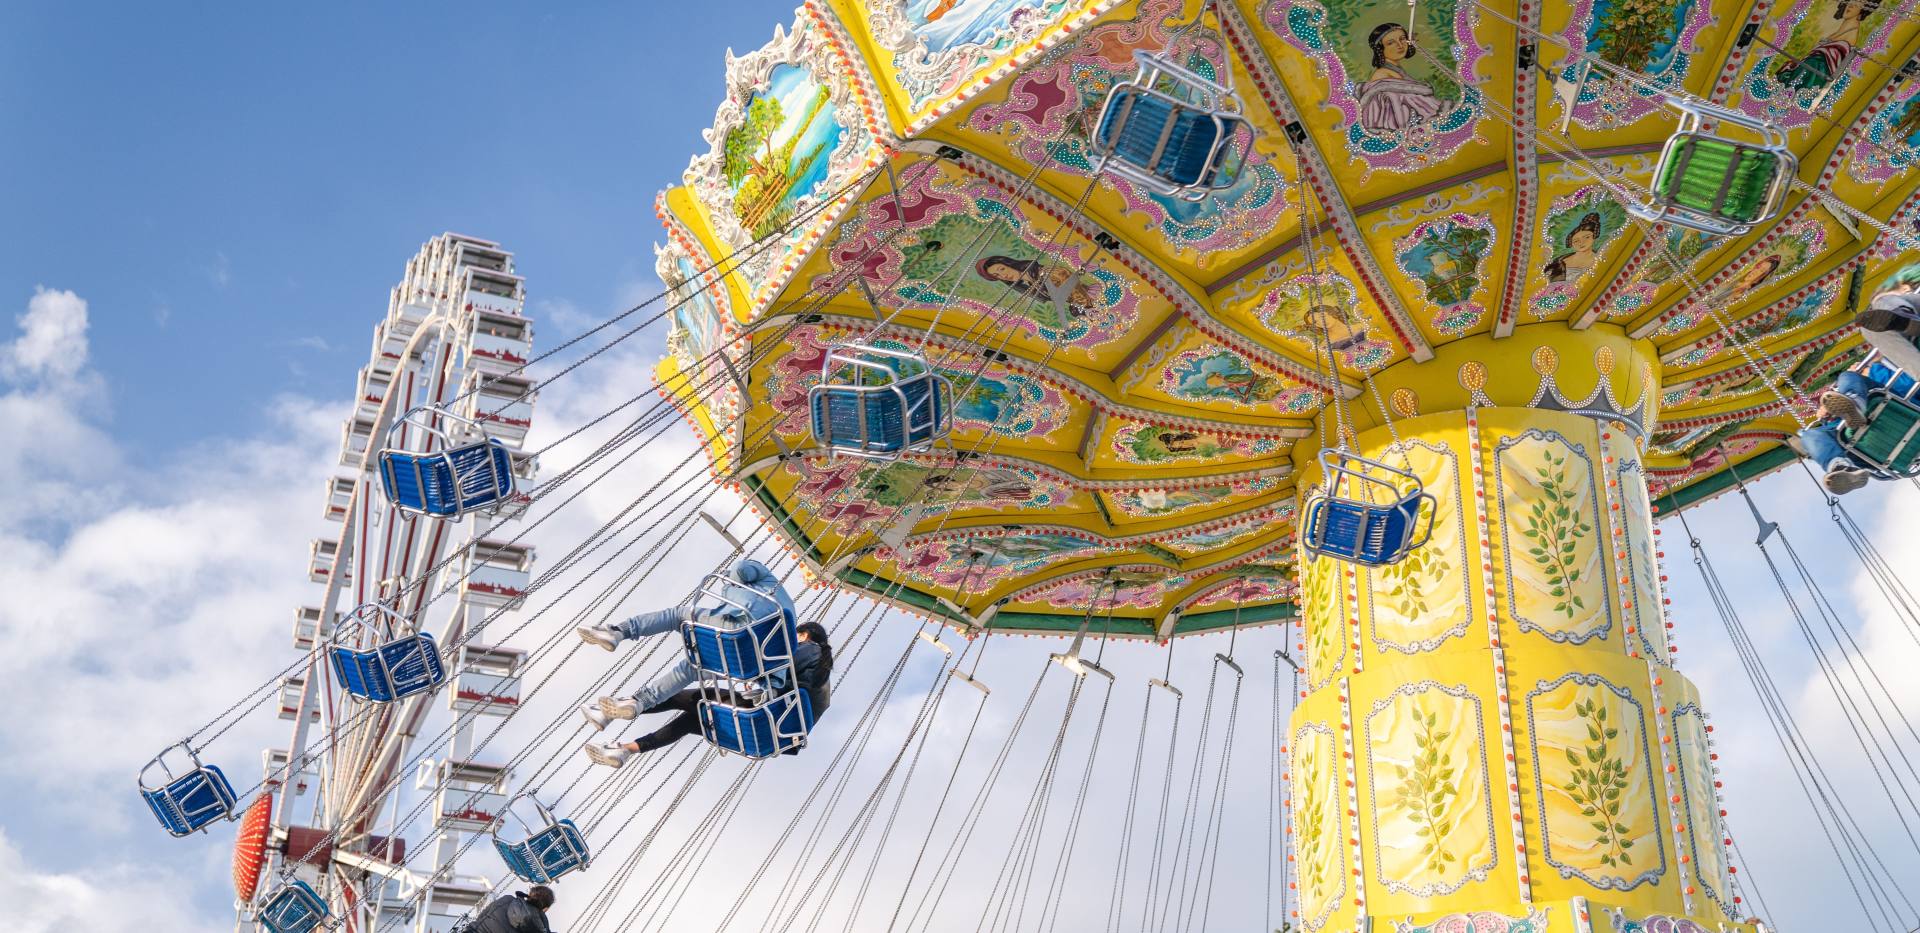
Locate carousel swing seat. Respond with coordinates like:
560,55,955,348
1841,388,1920,479
700,686,815,760
492,794,591,884
1301,450,1436,567
139,743,239,837
1093,51,1249,200
328,603,448,703
258,880,330,933
378,406,516,518
1636,104,1795,236
809,344,951,460
680,570,796,681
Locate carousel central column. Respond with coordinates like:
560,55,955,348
1285,326,1755,933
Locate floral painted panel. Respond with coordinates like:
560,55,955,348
1530,186,1632,318
1263,0,1488,174
1110,421,1287,465
1366,441,1470,653
1549,0,1712,129
1734,0,1907,131
1672,704,1732,912
1293,722,1348,931
1107,475,1283,518
1394,213,1498,335
1527,673,1665,890
1495,429,1612,644
1157,344,1325,414
785,457,1072,534
1364,683,1497,897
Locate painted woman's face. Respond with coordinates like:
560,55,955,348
1570,228,1597,252
1738,260,1776,290
1379,28,1411,64
983,262,1021,284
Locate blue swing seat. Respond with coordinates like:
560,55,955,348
331,632,447,702
492,795,591,884
380,439,514,517
140,744,238,837
259,879,329,933
680,573,796,681
1092,51,1248,201
378,405,515,518
700,688,814,760
1301,450,1436,567
809,344,951,460
329,604,448,703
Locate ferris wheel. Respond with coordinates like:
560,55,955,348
220,233,542,932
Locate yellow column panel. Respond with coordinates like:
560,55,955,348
1286,332,1754,933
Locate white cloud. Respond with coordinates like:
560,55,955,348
0,828,206,932
4,287,90,383
211,250,232,289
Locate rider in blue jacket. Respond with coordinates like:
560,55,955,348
574,560,829,766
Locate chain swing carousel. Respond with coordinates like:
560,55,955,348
147,1,1920,931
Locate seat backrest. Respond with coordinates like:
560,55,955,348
1846,391,1920,476
700,689,814,759
143,764,238,836
493,808,590,884
260,880,329,933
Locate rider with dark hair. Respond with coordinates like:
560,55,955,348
581,619,833,767
465,886,553,933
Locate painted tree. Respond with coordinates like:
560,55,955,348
722,94,785,190
1591,0,1671,70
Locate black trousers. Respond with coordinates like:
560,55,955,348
632,688,746,753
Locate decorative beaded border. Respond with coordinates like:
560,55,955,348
1493,0,1543,336
1671,702,1736,917
1338,678,1367,929
1645,660,1692,916
1466,407,1533,905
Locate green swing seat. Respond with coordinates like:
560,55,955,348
1840,390,1920,478
1637,105,1795,236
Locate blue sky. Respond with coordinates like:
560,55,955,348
3,3,1920,932
0,1,795,458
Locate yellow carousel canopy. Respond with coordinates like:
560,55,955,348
651,0,1920,637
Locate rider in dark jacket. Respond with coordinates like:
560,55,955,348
467,887,553,933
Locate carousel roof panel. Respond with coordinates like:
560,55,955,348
654,0,1920,637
